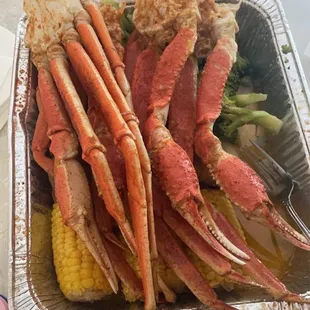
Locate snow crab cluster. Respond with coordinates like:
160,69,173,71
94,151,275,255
25,0,310,308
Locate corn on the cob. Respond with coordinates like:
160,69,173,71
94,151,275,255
51,204,113,302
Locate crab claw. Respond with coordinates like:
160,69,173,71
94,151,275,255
145,119,248,265
162,202,262,288
248,191,310,252
198,139,310,252
55,159,118,293
210,203,310,303
152,181,261,288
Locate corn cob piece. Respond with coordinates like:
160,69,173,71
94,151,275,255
123,244,186,298
185,249,223,288
51,204,113,301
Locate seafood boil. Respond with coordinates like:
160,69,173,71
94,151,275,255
24,0,310,308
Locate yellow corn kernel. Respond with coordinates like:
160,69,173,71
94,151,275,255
71,282,82,295
81,262,93,269
62,266,70,276
70,250,80,259
81,268,93,279
70,272,80,282
51,204,113,302
96,278,107,290
81,254,94,263
93,268,103,279
82,278,95,289
62,258,68,267
68,258,81,266
69,265,80,273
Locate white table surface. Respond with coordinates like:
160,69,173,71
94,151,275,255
0,0,310,300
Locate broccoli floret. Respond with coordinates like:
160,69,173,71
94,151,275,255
235,53,250,74
222,94,235,106
224,53,251,97
224,73,240,97
216,93,283,141
281,44,293,55
214,117,239,143
219,54,282,142
220,104,283,138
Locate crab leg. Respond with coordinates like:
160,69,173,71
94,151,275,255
52,30,155,309
74,12,155,267
131,48,158,135
88,97,127,199
31,90,54,177
37,65,118,292
81,0,131,105
155,216,236,310
90,179,144,301
142,29,248,264
194,36,310,251
209,202,310,303
88,96,175,303
168,57,197,162
152,51,259,287
48,45,137,256
69,67,88,110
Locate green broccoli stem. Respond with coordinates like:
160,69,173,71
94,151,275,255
230,93,268,107
221,105,283,136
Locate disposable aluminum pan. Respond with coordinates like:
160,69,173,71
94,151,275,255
8,0,310,309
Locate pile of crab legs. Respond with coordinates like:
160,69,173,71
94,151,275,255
28,0,310,308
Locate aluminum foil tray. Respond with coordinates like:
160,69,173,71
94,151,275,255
8,0,310,309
